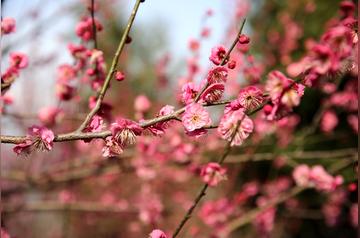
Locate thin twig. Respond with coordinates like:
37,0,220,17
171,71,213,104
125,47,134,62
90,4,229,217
0,100,232,144
194,19,246,102
220,158,354,237
171,121,241,238
90,0,98,49
76,0,143,132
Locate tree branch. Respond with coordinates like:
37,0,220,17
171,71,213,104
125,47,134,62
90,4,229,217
76,0,143,132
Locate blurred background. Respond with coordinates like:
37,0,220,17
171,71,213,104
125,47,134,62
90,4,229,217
1,0,358,237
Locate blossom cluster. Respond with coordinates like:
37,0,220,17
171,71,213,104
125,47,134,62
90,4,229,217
293,164,343,192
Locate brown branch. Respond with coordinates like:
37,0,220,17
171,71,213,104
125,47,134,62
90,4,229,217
0,100,232,144
90,0,98,49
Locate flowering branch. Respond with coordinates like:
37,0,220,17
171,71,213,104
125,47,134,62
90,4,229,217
0,100,232,144
76,0,143,132
89,0,98,49
194,18,246,102
171,121,242,238
221,158,355,237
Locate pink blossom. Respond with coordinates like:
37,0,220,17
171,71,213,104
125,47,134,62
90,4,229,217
200,162,227,186
201,83,225,103
84,115,104,133
115,71,125,81
145,105,175,136
347,114,358,133
209,45,227,65
199,198,234,228
13,125,55,155
188,38,200,52
310,166,343,192
238,34,250,44
136,187,164,224
293,164,343,192
110,118,143,147
102,136,123,157
59,190,75,203
181,82,199,105
56,83,75,101
292,164,311,187
320,110,338,133
57,64,76,83
238,86,264,111
100,192,116,206
218,108,254,146
206,66,228,84
75,17,103,41
134,95,151,112
1,227,11,238
38,107,64,126
159,105,175,116
201,27,211,38
9,52,28,69
1,17,16,34
227,60,236,69
340,1,355,17
182,103,211,132
149,229,167,238
1,67,19,85
253,197,276,238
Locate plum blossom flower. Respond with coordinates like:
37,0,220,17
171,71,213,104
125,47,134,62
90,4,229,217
13,125,55,155
238,86,264,111
206,66,228,84
264,71,304,120
292,164,311,187
110,118,143,147
201,83,225,103
134,95,151,112
102,136,123,157
149,229,167,238
38,107,64,126
75,17,103,41
1,227,11,238
1,17,16,34
227,60,236,69
209,45,227,65
188,38,200,52
320,110,338,133
347,114,358,133
199,198,234,228
293,164,343,192
218,108,254,146
182,103,211,132
181,82,199,105
56,83,75,101
9,52,28,69
143,105,175,136
115,71,125,81
253,197,276,238
238,34,250,44
84,115,104,133
57,64,76,83
200,162,227,186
